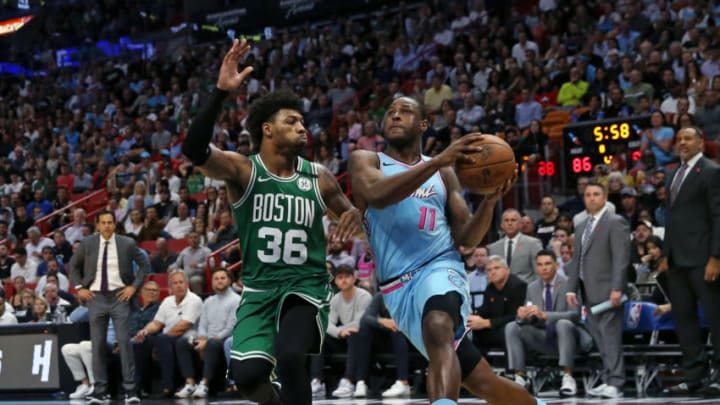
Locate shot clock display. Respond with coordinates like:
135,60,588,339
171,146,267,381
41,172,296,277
563,115,651,176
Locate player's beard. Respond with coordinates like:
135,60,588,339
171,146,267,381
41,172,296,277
294,142,307,158
385,127,420,150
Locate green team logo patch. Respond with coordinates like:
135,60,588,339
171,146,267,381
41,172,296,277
297,177,312,191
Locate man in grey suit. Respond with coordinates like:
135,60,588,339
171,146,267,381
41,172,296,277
662,127,720,395
565,183,630,399
505,250,593,397
70,210,150,404
488,209,543,283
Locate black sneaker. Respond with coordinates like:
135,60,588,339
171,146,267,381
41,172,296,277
124,393,141,404
86,392,111,404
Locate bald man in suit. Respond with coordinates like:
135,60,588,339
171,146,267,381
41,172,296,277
662,127,720,396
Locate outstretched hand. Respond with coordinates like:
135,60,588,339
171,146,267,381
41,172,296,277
217,39,254,91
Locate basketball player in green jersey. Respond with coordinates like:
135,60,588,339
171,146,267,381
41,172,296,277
182,39,361,405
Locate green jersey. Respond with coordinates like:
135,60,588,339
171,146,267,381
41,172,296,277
232,154,328,289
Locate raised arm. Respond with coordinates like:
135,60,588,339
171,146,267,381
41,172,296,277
348,134,485,211
182,39,253,183
443,165,517,247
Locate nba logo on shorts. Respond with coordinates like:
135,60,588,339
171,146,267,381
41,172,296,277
297,177,311,191
626,302,642,329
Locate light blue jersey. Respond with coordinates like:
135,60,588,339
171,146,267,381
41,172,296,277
364,153,461,282
363,152,471,358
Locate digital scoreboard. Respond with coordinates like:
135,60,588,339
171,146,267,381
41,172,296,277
562,115,651,176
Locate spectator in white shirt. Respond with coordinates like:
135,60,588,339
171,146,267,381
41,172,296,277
456,93,485,132
25,226,55,260
164,202,193,240
35,260,70,294
160,164,181,194
132,271,203,396
10,247,38,283
64,208,86,244
511,31,539,65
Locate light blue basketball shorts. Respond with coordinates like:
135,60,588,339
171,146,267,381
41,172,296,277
380,259,472,358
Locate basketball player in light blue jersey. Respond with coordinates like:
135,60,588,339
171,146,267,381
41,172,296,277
349,97,545,405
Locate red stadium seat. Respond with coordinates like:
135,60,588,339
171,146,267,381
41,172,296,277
167,238,189,253
140,241,157,255
2,282,15,299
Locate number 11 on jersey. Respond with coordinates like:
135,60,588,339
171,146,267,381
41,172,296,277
418,207,436,231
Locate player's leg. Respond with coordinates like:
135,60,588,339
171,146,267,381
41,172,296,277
275,294,321,405
423,291,543,405
229,358,278,404
228,289,280,404
421,292,463,402
457,337,541,405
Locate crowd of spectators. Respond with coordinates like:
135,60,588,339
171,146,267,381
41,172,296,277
0,0,719,399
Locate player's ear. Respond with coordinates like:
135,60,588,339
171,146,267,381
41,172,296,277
262,122,272,138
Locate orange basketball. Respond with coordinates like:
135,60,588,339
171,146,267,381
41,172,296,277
455,135,516,194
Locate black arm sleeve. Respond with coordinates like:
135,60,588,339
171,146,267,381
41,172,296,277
182,88,229,166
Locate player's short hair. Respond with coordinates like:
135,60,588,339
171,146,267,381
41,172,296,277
246,90,304,147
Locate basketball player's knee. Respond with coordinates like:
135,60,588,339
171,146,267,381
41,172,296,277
422,311,455,345
230,359,273,394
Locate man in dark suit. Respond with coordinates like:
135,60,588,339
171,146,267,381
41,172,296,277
565,183,630,399
662,127,720,395
70,210,150,404
468,255,527,355
505,250,593,396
